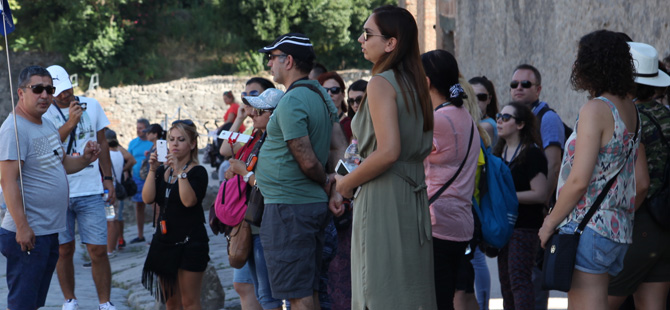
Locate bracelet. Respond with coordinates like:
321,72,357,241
103,176,113,181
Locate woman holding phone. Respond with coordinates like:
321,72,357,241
141,120,210,309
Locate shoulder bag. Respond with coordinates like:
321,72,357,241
542,112,638,292
637,109,670,230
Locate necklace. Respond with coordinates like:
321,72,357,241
503,143,522,164
165,160,192,199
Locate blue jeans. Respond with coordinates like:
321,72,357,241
472,247,490,310
59,194,108,245
0,228,59,309
248,234,283,309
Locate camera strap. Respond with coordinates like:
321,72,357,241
52,101,77,155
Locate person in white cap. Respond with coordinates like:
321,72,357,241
608,42,670,310
43,65,117,310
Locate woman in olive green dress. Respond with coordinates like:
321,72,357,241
335,5,437,310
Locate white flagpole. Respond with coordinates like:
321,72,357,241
1,0,28,217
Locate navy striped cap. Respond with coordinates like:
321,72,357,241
258,33,316,61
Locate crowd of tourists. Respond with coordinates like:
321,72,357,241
1,4,670,310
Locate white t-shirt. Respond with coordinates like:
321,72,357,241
110,149,124,182
44,96,110,197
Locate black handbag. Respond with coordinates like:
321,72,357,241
542,114,638,292
637,110,670,230
245,185,264,226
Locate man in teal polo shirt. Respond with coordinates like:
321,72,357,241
255,33,347,309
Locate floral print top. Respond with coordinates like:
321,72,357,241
557,96,640,243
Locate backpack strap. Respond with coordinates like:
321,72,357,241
291,83,329,111
428,122,475,204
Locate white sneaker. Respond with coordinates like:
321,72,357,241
62,299,79,310
99,301,117,310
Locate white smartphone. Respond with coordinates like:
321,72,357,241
156,139,168,162
336,159,349,176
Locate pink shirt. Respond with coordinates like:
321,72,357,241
424,105,479,241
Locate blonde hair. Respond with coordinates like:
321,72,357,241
168,121,199,164
460,76,491,148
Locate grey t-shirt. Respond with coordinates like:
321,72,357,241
0,114,69,235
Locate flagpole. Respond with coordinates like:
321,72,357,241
1,0,28,217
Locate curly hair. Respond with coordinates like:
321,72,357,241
570,30,635,98
493,102,542,165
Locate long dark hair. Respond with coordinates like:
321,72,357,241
493,102,541,165
370,5,433,132
421,49,464,107
469,76,499,119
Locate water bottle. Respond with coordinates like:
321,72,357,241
103,190,115,221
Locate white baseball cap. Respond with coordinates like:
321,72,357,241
46,65,73,96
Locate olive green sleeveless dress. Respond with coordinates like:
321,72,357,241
350,70,437,309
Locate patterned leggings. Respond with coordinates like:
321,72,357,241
497,228,539,310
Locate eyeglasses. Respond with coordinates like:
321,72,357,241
476,93,489,101
267,53,288,61
509,80,535,89
23,84,56,95
363,32,388,41
324,87,342,95
496,113,516,122
172,119,195,127
241,90,260,97
347,95,363,105
253,108,274,115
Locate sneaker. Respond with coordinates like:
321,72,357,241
63,299,79,310
107,251,116,258
118,237,126,249
129,237,146,244
82,262,92,268
99,301,116,310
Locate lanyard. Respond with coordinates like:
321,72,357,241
53,102,78,153
503,143,522,164
165,160,192,199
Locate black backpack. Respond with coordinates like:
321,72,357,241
536,104,573,141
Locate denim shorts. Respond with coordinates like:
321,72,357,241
233,261,254,284
131,176,145,202
560,221,628,276
59,194,108,245
0,228,59,309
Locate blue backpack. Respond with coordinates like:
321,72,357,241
472,140,518,249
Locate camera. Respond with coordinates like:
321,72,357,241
74,96,87,110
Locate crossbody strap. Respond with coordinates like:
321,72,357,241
576,107,639,234
428,122,475,205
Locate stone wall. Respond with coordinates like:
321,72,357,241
451,0,670,125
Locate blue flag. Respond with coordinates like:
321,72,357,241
0,0,15,36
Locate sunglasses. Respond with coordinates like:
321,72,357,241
253,108,274,115
476,93,489,101
509,80,535,89
324,87,342,95
172,119,195,127
496,113,516,122
363,32,388,41
241,90,260,97
267,53,288,61
24,84,56,95
347,95,363,105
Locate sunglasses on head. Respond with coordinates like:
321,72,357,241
172,119,195,127
363,32,388,41
347,95,363,105
476,93,489,101
241,90,260,97
510,80,535,89
24,84,56,95
496,113,516,122
324,87,342,95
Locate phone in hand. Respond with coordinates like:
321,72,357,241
156,139,168,162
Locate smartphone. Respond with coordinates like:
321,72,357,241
156,139,168,162
336,159,349,176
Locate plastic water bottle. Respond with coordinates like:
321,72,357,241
103,190,115,221
344,139,361,166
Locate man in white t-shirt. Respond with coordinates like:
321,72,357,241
44,65,117,310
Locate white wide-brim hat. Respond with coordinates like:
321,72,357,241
628,42,670,88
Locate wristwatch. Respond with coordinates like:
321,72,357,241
243,171,254,183
177,172,188,179
103,176,113,181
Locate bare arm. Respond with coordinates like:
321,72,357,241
97,130,115,203
329,122,348,173
55,101,84,142
142,151,158,204
62,141,100,174
544,145,562,202
287,135,327,186
0,160,34,251
517,172,549,204
118,146,136,172
634,143,650,211
219,140,244,157
335,76,400,198
539,99,610,247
